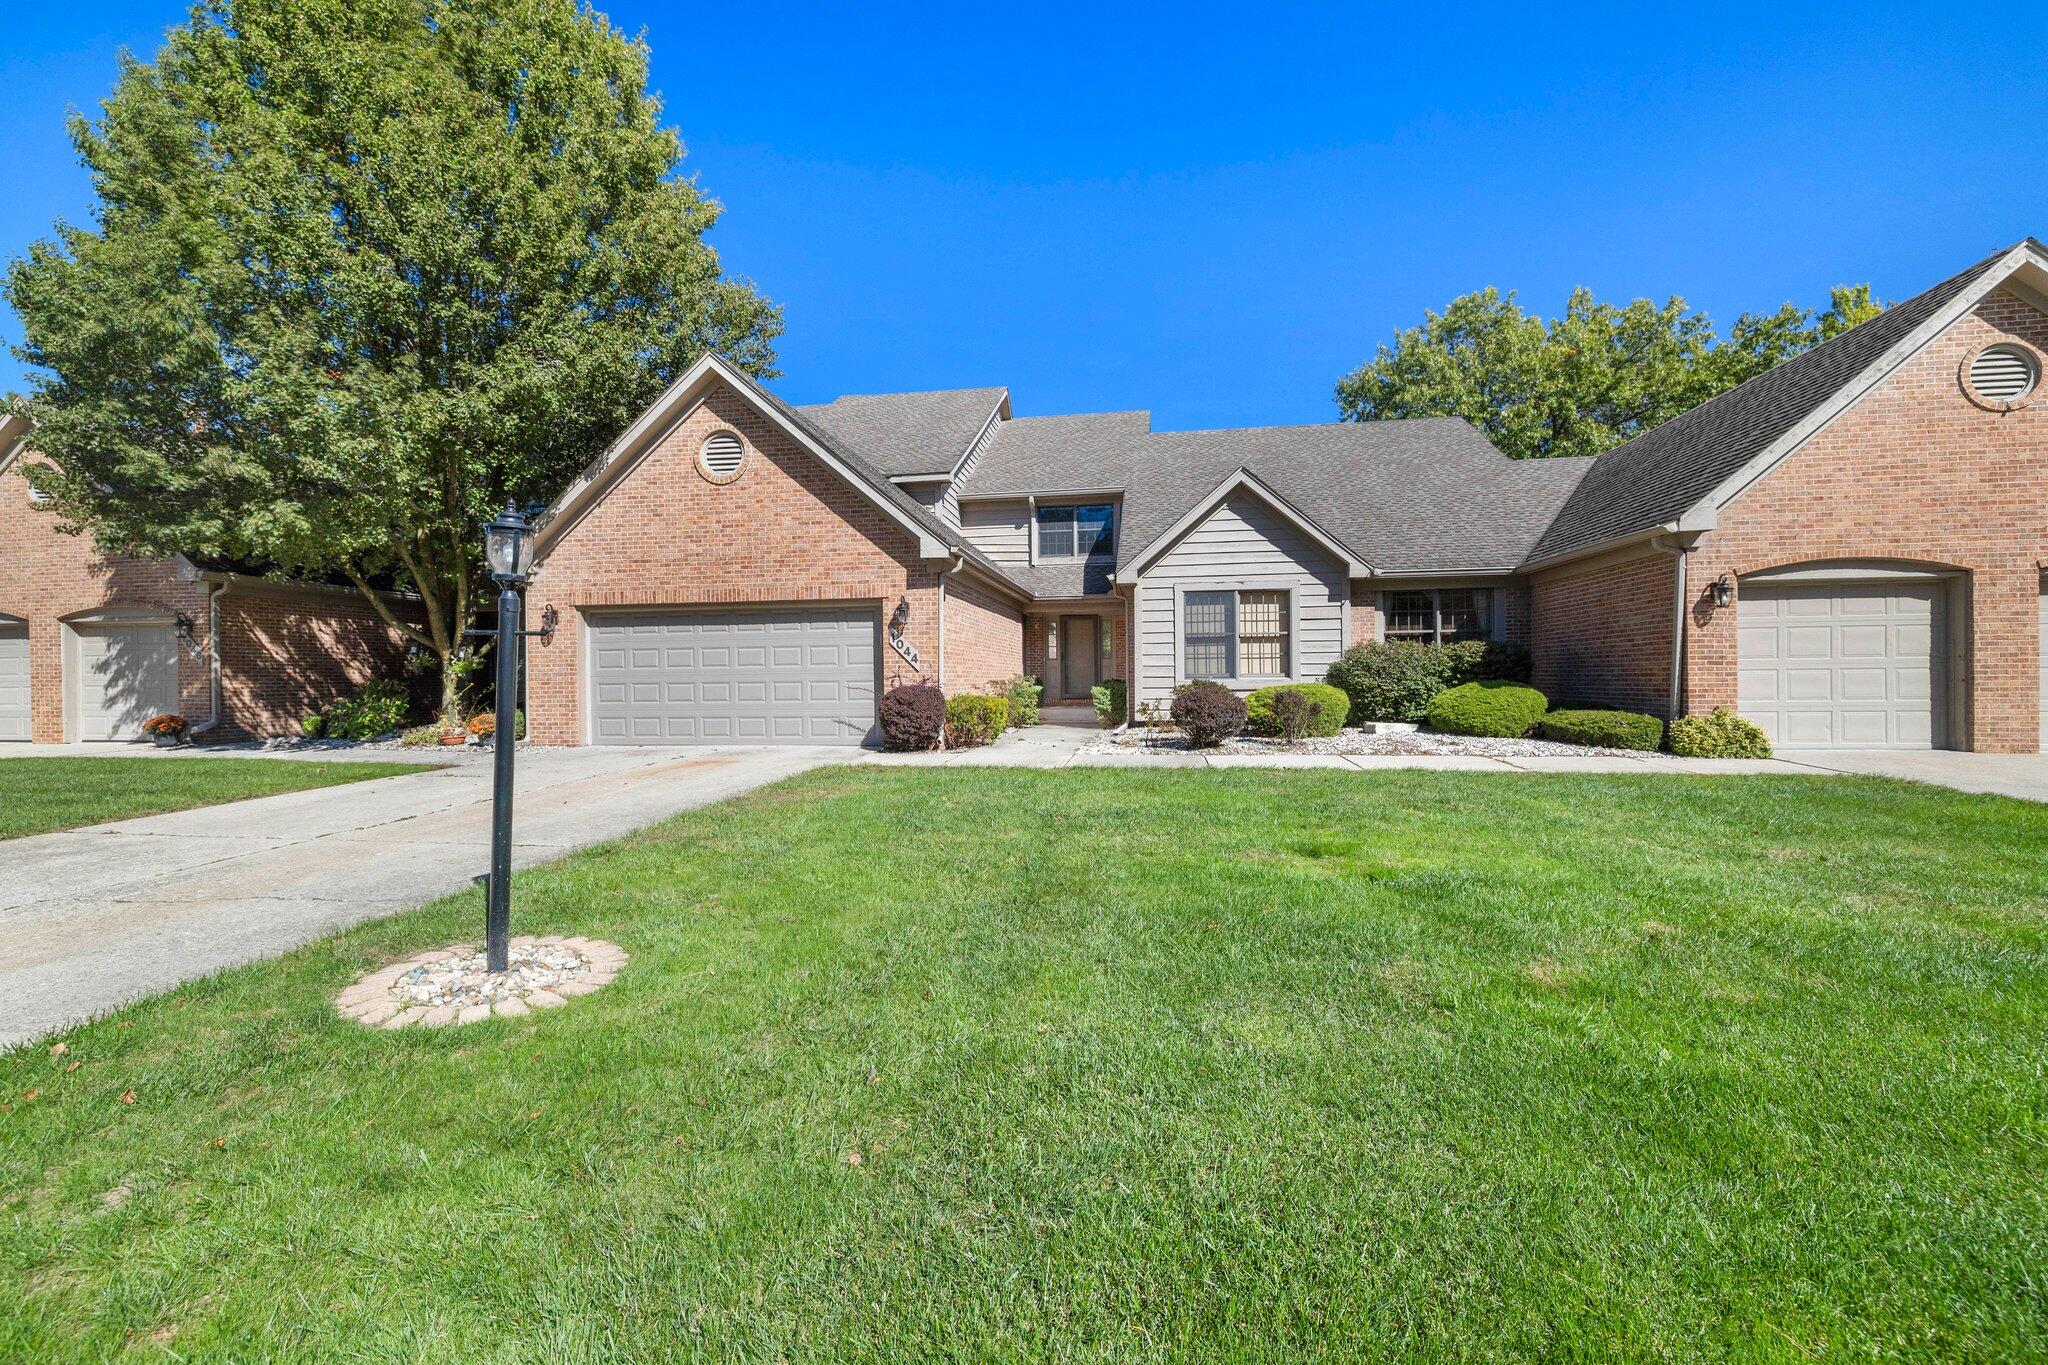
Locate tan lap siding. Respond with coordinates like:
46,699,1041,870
1133,492,1348,707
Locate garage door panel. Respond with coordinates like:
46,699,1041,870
589,607,879,746
0,626,28,741
1738,582,1941,750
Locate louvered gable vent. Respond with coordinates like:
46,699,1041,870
700,430,745,477
1969,344,2037,402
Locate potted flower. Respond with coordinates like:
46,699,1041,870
438,722,468,747
142,714,190,748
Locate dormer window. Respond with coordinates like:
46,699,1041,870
1035,503,1113,559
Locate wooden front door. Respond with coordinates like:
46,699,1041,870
1059,616,1100,699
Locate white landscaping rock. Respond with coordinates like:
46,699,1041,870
332,936,626,1028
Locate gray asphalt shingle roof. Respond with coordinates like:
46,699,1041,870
1527,244,2022,562
796,388,1008,478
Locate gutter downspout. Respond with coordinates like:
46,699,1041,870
936,553,964,690
1658,533,1687,724
185,579,229,739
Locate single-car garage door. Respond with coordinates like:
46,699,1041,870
75,620,180,742
0,624,28,741
589,606,879,746
1738,582,1942,749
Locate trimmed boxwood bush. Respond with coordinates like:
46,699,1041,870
945,693,1010,748
1324,639,1530,723
1538,708,1664,751
1245,682,1350,738
1170,680,1247,748
1426,680,1548,738
1669,706,1773,758
879,682,945,751
1091,678,1127,729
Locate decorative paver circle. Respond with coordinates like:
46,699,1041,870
333,935,627,1028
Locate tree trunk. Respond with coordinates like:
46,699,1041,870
439,651,466,725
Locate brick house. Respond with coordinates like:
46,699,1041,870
510,240,2045,753
0,418,413,743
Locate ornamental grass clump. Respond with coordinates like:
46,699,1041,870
1170,680,1247,748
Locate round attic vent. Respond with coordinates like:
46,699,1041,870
1963,342,2040,410
698,430,746,482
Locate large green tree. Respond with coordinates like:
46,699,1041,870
6,0,781,717
1335,283,1882,460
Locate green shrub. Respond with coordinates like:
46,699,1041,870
300,714,325,738
1538,708,1664,751
397,725,444,748
1245,683,1350,738
1669,706,1773,758
994,675,1042,728
945,693,1010,748
319,678,412,741
1426,680,1548,737
1325,639,1529,723
1170,680,1247,748
1091,678,1128,728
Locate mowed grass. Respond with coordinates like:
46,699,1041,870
2,768,2044,1361
0,756,436,839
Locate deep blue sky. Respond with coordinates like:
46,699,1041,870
3,3,2044,430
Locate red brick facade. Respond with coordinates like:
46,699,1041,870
1530,551,1677,716
1680,292,2048,752
525,382,972,744
944,577,1026,695
0,454,410,743
1529,289,2048,751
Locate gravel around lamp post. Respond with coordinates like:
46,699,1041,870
333,936,627,1028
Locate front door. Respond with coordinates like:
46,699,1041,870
1059,616,1099,700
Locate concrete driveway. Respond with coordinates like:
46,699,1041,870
0,745,849,1047
1775,750,2048,803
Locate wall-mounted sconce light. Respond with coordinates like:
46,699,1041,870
1711,573,1734,609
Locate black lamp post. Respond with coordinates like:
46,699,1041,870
481,503,536,973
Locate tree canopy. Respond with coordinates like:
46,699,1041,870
1334,283,1883,460
6,0,782,714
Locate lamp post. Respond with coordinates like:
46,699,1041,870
481,503,536,973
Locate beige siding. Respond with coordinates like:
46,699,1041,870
959,499,1031,566
1133,493,1348,706
902,481,947,511
939,414,1000,529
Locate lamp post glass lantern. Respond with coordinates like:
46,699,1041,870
482,503,535,973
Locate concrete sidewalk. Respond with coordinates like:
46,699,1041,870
0,745,847,1047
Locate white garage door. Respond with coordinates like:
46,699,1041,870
75,621,180,742
1738,583,1941,750
0,624,28,741
589,607,878,746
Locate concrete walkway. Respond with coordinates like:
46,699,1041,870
0,745,848,1047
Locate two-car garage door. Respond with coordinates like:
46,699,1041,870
589,607,879,746
1738,582,1941,750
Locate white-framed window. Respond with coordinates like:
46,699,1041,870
1381,588,1488,644
1035,503,1113,559
1183,588,1290,680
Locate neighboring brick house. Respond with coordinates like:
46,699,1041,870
526,240,2046,753
0,420,413,743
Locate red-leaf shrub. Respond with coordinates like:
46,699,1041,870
879,682,946,751
1170,680,1248,748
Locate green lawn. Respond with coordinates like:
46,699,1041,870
0,756,436,839
3,769,2044,1361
